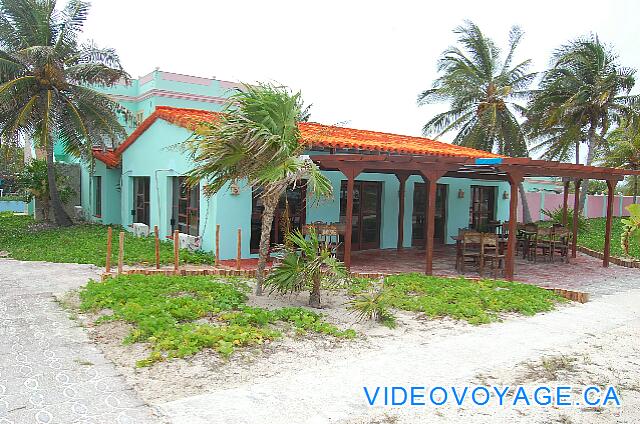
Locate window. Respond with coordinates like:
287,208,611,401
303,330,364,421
133,177,150,225
250,186,306,252
94,176,102,217
172,177,200,236
469,185,496,231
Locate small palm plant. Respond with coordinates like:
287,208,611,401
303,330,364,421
265,227,346,308
621,204,640,256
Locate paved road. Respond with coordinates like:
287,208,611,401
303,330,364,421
0,260,162,424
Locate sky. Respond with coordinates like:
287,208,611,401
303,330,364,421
83,0,640,143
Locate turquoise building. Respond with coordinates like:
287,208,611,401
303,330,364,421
79,72,515,260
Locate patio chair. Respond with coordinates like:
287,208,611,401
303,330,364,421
530,227,553,263
551,227,571,263
481,233,505,278
460,231,483,274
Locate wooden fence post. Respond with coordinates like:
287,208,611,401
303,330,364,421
117,231,124,275
105,226,112,275
173,229,180,273
215,224,220,267
236,228,241,270
154,225,160,269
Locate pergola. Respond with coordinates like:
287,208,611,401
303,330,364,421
309,152,640,280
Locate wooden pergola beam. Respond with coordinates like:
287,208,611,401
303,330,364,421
395,172,410,250
603,180,617,267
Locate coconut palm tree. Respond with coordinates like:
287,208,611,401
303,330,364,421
184,83,333,296
418,21,536,222
0,0,129,226
602,123,640,203
526,34,638,212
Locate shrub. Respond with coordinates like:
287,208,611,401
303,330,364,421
541,206,588,232
347,289,396,328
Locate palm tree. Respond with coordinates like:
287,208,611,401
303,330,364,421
184,83,333,295
0,0,129,226
417,21,536,223
602,123,640,203
526,35,638,212
265,227,347,308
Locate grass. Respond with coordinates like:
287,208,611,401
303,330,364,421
79,274,355,366
0,212,213,266
351,273,564,325
578,217,639,260
0,195,24,202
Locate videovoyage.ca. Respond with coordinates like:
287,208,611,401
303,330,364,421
363,385,621,408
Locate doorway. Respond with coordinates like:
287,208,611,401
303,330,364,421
250,186,307,253
340,180,382,251
469,185,496,231
133,176,150,225
412,183,447,246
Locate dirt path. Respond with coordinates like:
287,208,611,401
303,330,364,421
0,260,163,423
158,289,640,424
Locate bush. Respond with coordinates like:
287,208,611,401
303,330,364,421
541,206,589,232
347,289,396,328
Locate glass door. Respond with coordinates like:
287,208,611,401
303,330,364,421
470,185,496,232
340,181,381,250
133,177,150,225
412,183,447,246
250,186,306,253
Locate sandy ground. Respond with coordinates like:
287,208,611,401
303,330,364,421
67,275,640,424
72,283,475,404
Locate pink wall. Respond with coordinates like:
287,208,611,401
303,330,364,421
622,197,635,216
517,192,637,221
587,196,605,218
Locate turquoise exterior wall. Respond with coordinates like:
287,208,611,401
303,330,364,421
0,200,26,213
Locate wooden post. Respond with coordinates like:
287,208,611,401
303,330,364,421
105,226,112,274
173,229,180,273
603,180,616,267
424,178,437,275
504,172,522,281
117,231,124,275
562,180,570,226
396,173,408,250
215,224,220,267
154,225,160,269
236,228,242,270
340,166,363,270
420,169,447,276
572,179,581,258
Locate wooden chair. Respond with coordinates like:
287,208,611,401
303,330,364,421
530,227,553,262
482,233,505,278
460,232,483,274
551,227,571,263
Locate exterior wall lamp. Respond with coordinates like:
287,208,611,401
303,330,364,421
230,181,240,196
457,189,465,199
503,190,509,199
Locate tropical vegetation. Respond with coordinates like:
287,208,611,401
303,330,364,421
601,123,640,202
184,83,332,296
527,35,638,212
0,212,213,266
417,20,535,222
265,227,347,308
79,274,355,367
621,204,640,256
349,274,564,325
0,0,129,226
16,158,74,221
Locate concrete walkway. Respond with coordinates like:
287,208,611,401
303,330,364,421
158,289,640,423
0,260,162,424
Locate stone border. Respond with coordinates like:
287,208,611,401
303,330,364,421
103,268,589,304
576,245,640,268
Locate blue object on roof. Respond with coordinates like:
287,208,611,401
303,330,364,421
474,158,503,165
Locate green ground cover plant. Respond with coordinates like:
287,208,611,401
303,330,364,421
349,274,564,325
0,195,24,202
79,274,355,366
578,217,639,259
0,212,213,266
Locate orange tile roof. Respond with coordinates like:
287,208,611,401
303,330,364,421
298,122,501,159
93,106,498,167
